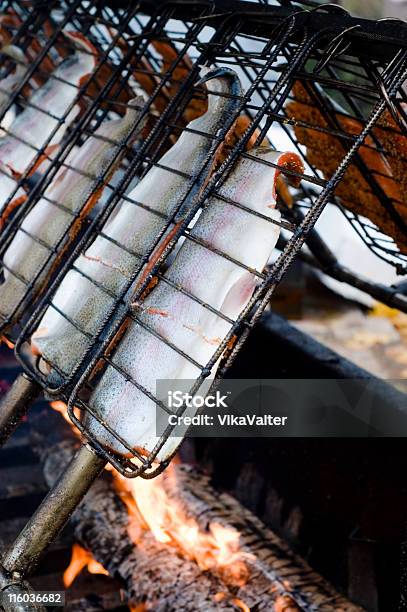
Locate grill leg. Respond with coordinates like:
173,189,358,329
1,444,106,577
0,374,42,447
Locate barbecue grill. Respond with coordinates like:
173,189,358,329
0,0,406,605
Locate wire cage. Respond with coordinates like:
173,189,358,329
0,0,405,477
0,0,160,338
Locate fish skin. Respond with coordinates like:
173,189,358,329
0,97,146,327
0,46,29,216
84,147,304,461
0,44,27,116
0,31,97,215
31,69,243,380
0,160,24,214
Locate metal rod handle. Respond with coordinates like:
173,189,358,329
0,566,46,612
0,374,42,447
1,444,106,577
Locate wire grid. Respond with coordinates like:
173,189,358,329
0,0,176,337
5,0,406,477
282,39,407,275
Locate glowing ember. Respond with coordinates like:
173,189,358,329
274,594,300,612
231,598,251,612
63,543,109,588
214,592,251,610
113,466,254,587
214,592,226,602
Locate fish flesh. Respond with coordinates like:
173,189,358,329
31,68,243,381
0,31,97,219
85,147,303,460
0,96,146,326
286,80,407,252
0,97,146,328
0,45,28,218
83,147,303,461
0,44,27,117
0,31,96,173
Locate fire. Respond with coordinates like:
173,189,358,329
274,594,300,611
1,335,14,349
63,543,109,588
53,398,253,601
231,598,251,612
50,400,81,436
113,466,254,587
214,592,226,602
214,593,251,610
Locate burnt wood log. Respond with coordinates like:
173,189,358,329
29,409,363,611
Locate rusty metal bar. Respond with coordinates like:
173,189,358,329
0,565,46,612
1,444,106,577
0,374,42,447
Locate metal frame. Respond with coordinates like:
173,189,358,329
0,0,405,588
0,0,402,472
0,373,41,446
0,1,160,337
10,1,407,477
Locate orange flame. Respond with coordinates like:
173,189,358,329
274,594,300,611
53,400,252,602
1,335,14,349
113,466,254,587
232,598,251,612
214,592,226,602
214,593,251,610
50,401,81,436
63,543,109,588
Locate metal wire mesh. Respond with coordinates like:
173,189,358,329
0,2,138,334
1,0,405,476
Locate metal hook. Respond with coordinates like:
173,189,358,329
195,5,304,59
263,7,308,51
366,57,407,133
313,24,361,74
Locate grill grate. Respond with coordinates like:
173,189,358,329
0,0,405,477
0,1,168,338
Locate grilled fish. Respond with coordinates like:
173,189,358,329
0,44,27,117
0,97,146,327
31,68,243,380
286,80,407,252
0,31,97,219
84,147,303,460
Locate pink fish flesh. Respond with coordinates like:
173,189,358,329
0,31,97,216
31,69,243,381
0,97,146,328
84,147,304,461
0,44,27,116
